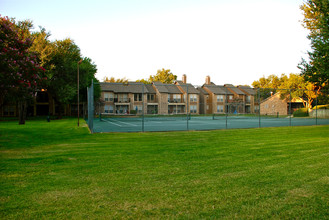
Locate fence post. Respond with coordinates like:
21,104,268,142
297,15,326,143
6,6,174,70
315,90,318,125
289,89,292,127
258,88,261,128
186,84,189,131
225,86,228,129
87,79,94,133
142,83,145,132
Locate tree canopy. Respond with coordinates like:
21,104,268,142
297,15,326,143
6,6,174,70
299,0,329,90
105,68,177,84
0,15,99,122
0,16,45,124
103,77,128,83
149,68,177,84
252,73,318,108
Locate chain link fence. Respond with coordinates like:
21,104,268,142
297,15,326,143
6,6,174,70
85,81,329,133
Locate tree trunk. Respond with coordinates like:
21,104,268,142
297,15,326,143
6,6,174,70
18,100,27,125
58,103,63,119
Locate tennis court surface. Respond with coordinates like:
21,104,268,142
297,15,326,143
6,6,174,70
91,115,329,133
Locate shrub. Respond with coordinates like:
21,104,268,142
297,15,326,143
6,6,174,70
293,108,309,117
130,110,137,115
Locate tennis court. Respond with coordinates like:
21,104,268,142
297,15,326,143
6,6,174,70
92,114,329,133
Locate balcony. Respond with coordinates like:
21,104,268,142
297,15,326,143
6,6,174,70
227,98,244,103
114,98,130,103
168,99,184,104
147,97,158,103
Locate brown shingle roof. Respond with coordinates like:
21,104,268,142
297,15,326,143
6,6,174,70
100,82,151,93
225,84,246,95
175,81,200,94
197,87,209,95
237,86,257,95
203,85,233,95
152,82,183,94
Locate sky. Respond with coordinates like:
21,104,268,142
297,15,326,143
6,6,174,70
1,0,310,86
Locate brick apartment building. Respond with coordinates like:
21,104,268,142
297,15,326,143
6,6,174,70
99,75,257,116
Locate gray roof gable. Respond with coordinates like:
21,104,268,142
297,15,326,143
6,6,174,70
197,87,209,95
238,86,256,95
100,82,151,93
175,81,200,94
225,84,246,95
152,82,183,94
203,85,233,95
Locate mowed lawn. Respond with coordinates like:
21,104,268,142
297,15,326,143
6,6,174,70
0,119,328,219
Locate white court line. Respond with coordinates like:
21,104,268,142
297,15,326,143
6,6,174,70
107,118,139,127
115,120,139,126
104,120,122,127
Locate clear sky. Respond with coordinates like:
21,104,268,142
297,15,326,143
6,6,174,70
1,0,310,86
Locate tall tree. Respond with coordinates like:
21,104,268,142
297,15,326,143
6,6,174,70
149,68,177,84
252,73,318,108
252,74,281,89
103,77,128,83
135,78,151,84
299,0,329,90
45,38,81,116
0,16,45,124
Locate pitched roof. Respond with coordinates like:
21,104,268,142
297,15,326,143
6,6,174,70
261,92,304,104
152,82,183,94
100,82,151,93
196,87,209,95
175,81,200,94
238,86,257,95
225,84,246,95
145,84,156,94
203,84,233,95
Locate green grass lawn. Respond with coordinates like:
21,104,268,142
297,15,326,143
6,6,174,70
1,119,329,219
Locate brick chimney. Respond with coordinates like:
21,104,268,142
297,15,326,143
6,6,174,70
182,74,187,84
205,76,211,85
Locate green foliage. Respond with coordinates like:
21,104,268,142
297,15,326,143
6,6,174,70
135,78,151,84
253,74,319,108
0,119,329,218
130,110,137,114
149,68,177,84
293,108,309,117
299,0,329,90
1,16,99,120
103,77,128,83
0,16,45,124
252,74,282,89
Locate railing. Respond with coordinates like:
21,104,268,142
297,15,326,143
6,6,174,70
114,98,130,103
147,97,158,103
168,99,184,103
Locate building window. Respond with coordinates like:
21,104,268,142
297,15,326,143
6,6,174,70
4,105,15,116
147,94,155,101
174,94,181,103
134,105,143,114
190,105,197,113
217,95,224,102
246,96,251,102
206,105,209,110
104,105,114,113
104,93,114,101
217,105,224,113
189,94,197,102
134,93,142,101
229,95,233,100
